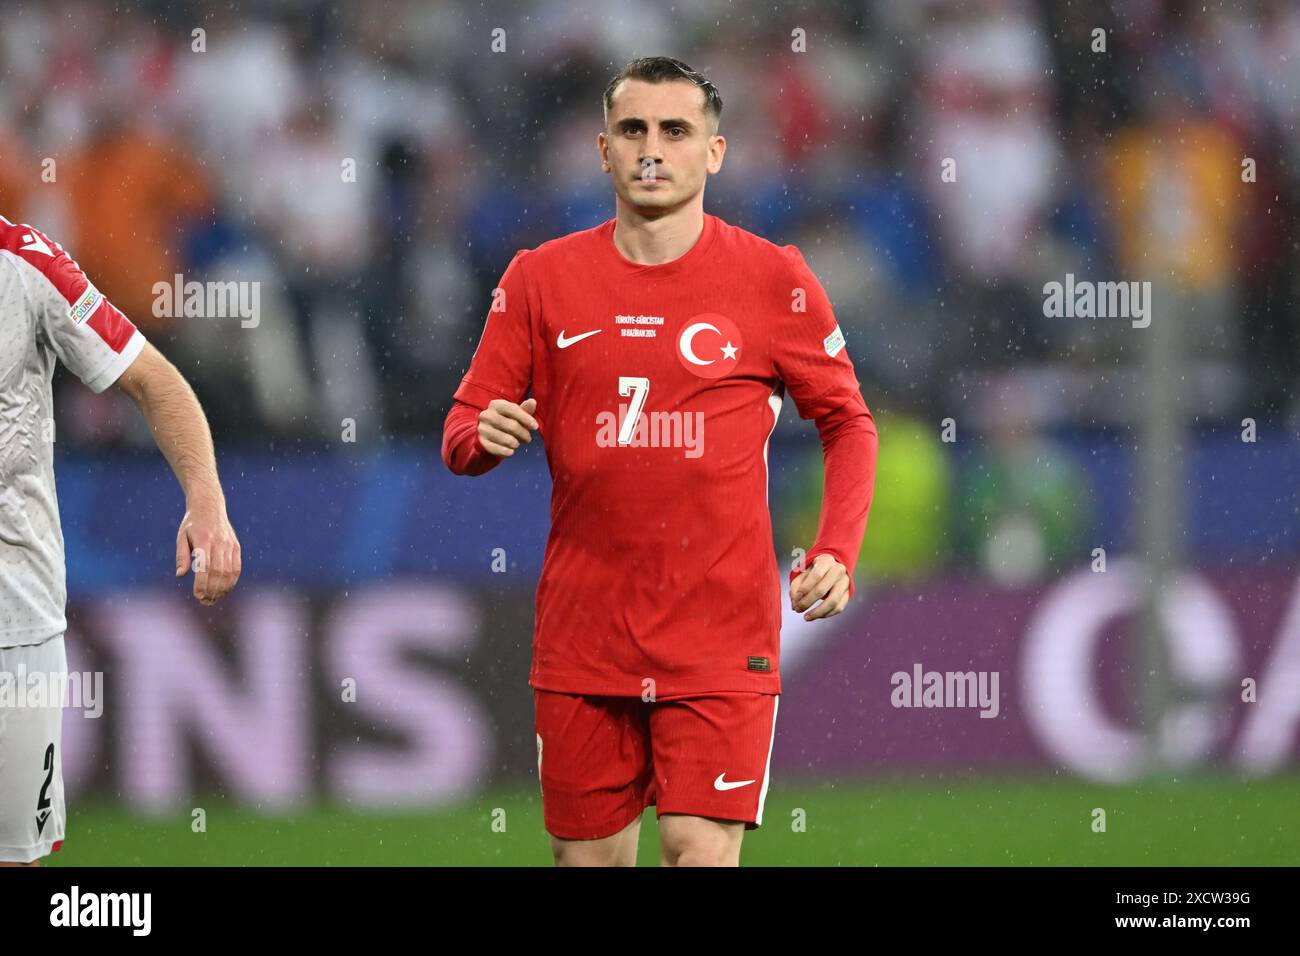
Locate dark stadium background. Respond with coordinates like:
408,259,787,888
0,0,1296,864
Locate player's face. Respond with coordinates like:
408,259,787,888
599,79,725,215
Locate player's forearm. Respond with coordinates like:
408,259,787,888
441,399,503,476
130,360,226,509
805,395,878,584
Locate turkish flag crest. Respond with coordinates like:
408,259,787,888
675,313,743,380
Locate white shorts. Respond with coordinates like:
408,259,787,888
0,635,66,863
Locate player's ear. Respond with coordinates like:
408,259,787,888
707,134,726,173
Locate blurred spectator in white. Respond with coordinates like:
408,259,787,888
173,4,306,197
917,0,1058,279
250,90,380,437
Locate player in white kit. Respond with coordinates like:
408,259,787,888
0,216,242,865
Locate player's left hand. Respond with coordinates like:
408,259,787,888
175,497,242,606
790,553,850,621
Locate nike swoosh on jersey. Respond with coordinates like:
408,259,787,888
713,773,757,791
557,329,602,349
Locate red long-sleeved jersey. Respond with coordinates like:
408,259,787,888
442,212,877,696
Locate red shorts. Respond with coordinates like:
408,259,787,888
533,689,780,841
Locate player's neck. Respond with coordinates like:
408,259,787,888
611,203,706,266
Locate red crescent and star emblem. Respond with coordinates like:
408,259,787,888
675,313,743,379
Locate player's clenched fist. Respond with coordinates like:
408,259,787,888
790,552,851,621
478,397,539,458
175,498,242,606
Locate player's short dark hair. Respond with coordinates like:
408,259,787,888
602,56,723,132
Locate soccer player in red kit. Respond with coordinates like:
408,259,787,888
442,57,878,866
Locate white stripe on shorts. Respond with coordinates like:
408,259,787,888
754,695,780,826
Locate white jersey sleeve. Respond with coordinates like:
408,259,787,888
6,220,146,391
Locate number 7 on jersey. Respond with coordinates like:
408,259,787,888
617,376,649,446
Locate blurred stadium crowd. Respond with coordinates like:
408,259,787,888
1,0,1297,583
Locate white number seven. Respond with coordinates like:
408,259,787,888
617,376,649,445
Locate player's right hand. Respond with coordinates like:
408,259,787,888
477,397,539,458
175,497,242,606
